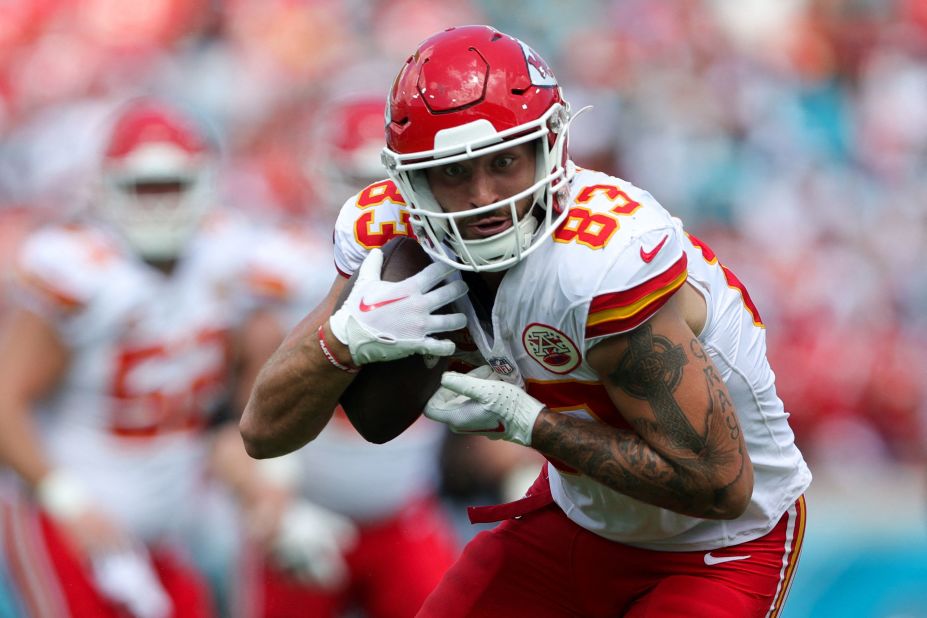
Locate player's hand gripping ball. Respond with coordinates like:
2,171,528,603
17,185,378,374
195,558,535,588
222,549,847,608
337,237,467,443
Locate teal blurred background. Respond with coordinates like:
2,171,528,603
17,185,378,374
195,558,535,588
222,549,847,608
789,465,927,617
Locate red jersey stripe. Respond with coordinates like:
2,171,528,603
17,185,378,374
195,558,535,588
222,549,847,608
585,254,687,338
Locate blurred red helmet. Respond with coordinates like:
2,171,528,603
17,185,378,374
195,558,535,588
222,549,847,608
314,94,389,206
382,25,574,272
99,98,214,260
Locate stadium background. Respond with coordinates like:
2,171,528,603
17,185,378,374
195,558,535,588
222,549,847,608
0,0,925,616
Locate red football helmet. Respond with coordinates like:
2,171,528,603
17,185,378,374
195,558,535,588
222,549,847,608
315,94,391,207
98,98,214,260
381,25,574,272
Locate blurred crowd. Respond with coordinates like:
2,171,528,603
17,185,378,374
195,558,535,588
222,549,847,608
0,0,925,569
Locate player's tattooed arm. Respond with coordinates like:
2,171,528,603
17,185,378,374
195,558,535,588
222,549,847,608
531,304,753,519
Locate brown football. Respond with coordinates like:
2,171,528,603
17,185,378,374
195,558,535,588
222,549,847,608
337,237,452,444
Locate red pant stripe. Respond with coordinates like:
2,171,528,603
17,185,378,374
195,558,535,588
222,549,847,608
766,495,807,618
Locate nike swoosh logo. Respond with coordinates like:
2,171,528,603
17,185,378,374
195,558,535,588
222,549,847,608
458,422,505,434
640,235,669,263
358,295,408,312
703,552,751,566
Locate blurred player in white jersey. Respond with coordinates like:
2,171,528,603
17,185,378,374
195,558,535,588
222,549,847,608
241,25,812,617
213,89,462,618
0,97,277,618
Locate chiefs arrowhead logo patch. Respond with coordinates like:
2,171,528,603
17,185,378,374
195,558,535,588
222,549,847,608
522,323,581,374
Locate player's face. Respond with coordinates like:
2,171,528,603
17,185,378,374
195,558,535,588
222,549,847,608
424,143,536,241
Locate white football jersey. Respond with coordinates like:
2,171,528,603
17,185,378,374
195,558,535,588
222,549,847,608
9,215,252,542
239,223,335,330
333,167,811,550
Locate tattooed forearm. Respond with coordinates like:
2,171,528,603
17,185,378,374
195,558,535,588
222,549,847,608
553,322,754,519
608,325,706,453
695,350,749,505
699,372,749,509
693,341,742,446
532,411,719,517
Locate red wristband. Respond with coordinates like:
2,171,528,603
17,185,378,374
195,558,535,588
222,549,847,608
317,325,360,374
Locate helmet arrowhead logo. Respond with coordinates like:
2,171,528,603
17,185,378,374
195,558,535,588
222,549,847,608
517,40,557,87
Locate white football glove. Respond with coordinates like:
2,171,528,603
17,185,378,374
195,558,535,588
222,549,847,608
92,547,171,618
329,248,468,365
271,500,358,589
35,469,92,521
425,366,545,446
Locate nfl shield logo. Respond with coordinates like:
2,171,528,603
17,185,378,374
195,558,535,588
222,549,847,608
488,357,516,376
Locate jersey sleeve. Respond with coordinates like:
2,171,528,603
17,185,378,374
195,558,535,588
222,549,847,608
240,226,336,329
9,225,117,324
332,179,413,277
332,192,369,278
582,223,688,349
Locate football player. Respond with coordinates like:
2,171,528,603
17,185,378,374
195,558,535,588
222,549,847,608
241,26,811,617
0,97,266,617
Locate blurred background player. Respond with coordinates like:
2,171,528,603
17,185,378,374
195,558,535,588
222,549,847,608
0,96,272,618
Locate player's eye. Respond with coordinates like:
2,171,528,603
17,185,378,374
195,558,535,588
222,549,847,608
441,163,467,178
492,154,515,170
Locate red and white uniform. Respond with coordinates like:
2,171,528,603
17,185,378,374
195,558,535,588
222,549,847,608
10,219,250,539
334,169,811,549
333,170,811,617
2,214,254,617
473,167,811,550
